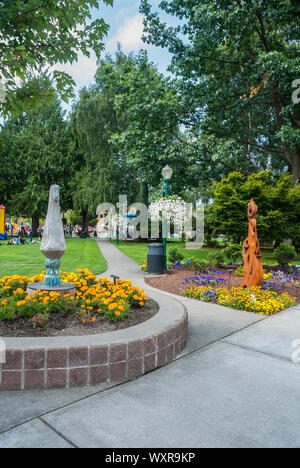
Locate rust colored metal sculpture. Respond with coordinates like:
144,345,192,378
242,199,264,288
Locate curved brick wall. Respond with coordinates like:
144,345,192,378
0,294,188,391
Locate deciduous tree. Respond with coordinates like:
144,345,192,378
0,0,112,115
141,0,300,182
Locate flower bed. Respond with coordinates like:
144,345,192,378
145,265,299,316
182,270,227,288
0,289,188,391
184,285,296,316
0,269,148,331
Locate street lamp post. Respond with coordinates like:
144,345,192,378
161,165,173,273
115,204,119,246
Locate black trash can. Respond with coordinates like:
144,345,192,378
147,243,164,274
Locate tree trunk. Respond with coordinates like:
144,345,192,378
31,214,39,237
291,150,300,184
139,181,149,205
82,209,89,233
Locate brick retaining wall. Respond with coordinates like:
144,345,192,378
0,311,188,391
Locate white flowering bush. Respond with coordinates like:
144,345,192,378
149,196,187,223
149,196,188,239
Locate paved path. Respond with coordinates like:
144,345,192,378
1,240,300,448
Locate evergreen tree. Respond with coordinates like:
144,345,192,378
1,93,76,234
208,171,300,246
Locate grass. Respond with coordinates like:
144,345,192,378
114,240,215,266
113,240,300,266
0,238,107,277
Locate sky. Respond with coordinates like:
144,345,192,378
56,0,178,110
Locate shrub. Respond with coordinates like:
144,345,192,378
205,237,219,248
168,248,184,264
274,243,296,266
207,250,224,267
235,265,244,276
187,257,209,271
223,244,242,264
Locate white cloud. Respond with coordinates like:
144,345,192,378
52,52,97,96
54,52,98,90
51,52,98,113
107,14,146,52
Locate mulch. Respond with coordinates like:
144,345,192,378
0,299,159,338
145,268,300,305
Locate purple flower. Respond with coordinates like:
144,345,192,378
182,274,227,287
262,281,284,291
270,270,299,284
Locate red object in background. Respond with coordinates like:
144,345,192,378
0,206,5,234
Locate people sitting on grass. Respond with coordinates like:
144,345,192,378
8,237,28,245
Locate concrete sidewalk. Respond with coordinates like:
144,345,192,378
1,240,300,448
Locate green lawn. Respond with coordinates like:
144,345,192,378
114,240,214,265
113,240,299,266
0,239,107,277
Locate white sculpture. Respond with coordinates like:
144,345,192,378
41,185,66,260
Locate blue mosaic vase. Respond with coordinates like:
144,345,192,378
44,258,61,287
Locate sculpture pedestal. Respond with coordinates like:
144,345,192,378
27,282,76,298
44,258,62,287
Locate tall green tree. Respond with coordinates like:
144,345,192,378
70,53,135,228
0,0,112,115
141,0,300,183
71,50,198,212
107,50,194,200
1,94,76,233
